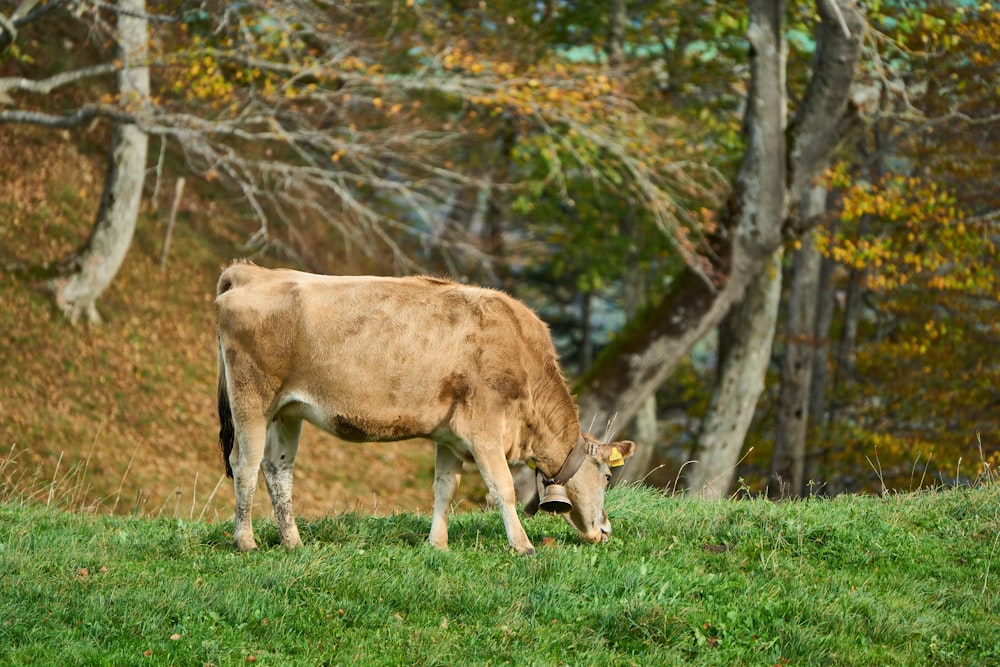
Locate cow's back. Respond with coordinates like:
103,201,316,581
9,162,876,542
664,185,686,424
215,264,572,446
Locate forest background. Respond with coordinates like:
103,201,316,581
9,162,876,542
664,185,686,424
0,0,997,519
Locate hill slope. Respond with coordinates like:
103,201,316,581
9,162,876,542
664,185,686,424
2,484,998,665
0,125,487,520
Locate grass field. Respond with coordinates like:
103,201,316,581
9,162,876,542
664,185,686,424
2,483,998,666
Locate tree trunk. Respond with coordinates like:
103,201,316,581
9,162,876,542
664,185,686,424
681,0,790,499
481,118,517,291
685,250,783,498
47,0,149,324
769,184,826,498
808,247,837,430
579,290,594,374
616,395,658,485
829,215,872,433
606,0,627,67
804,214,837,485
617,227,660,485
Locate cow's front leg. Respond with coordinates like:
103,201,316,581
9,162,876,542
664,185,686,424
231,418,267,552
429,443,464,549
262,416,303,549
474,446,535,555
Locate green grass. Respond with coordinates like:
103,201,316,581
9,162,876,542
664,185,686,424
2,485,999,666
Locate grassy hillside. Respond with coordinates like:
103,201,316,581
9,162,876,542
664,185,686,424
0,124,488,520
2,484,998,665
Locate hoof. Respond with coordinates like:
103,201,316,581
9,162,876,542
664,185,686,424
427,537,449,551
234,539,258,553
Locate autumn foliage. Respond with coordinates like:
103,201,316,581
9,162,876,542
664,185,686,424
0,1,997,504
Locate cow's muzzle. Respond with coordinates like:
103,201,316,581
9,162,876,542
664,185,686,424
580,527,610,544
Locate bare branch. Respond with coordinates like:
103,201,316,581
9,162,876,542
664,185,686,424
818,0,853,39
0,12,16,43
786,0,866,204
1,1,69,52
90,1,181,23
0,0,41,43
0,63,118,95
0,105,128,127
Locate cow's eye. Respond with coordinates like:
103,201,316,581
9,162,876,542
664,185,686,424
605,474,612,484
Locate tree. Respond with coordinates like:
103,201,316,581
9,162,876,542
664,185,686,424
576,0,865,501
1,0,149,324
46,0,149,324
768,184,827,497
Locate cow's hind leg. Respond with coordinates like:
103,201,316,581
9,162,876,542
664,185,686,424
262,416,303,549
231,417,267,552
429,443,463,549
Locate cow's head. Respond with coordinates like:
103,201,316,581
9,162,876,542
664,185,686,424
528,435,635,544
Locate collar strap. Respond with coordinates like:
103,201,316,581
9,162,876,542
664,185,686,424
524,436,595,517
539,435,594,487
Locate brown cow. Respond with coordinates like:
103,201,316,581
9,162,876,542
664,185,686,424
215,261,634,555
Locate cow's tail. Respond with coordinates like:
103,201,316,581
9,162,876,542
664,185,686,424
216,265,241,479
217,338,235,479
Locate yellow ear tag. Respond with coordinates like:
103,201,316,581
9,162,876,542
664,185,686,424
609,447,625,467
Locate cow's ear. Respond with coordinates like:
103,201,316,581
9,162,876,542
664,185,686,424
599,440,635,467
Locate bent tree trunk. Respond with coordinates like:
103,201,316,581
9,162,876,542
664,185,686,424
686,251,784,498
576,0,789,436
683,0,789,500
575,0,865,497
47,0,149,324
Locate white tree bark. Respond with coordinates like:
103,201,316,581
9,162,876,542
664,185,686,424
808,249,837,430
672,0,788,499
47,0,149,324
685,250,783,499
769,184,826,498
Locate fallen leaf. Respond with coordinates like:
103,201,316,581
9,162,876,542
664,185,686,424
170,633,181,641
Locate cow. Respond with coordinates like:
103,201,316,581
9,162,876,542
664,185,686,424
215,261,635,555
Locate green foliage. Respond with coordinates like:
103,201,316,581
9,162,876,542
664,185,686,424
2,485,999,665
